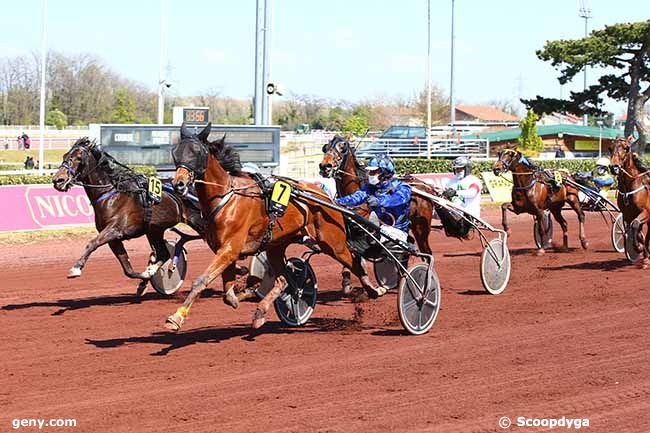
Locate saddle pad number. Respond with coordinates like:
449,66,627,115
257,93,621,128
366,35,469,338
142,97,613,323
148,177,163,202
271,181,291,207
554,172,563,184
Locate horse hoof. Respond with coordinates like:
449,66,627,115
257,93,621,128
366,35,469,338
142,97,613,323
67,267,82,278
136,281,148,297
252,309,266,329
534,249,545,256
342,284,352,296
581,239,589,250
223,290,240,309
164,313,184,332
364,287,380,300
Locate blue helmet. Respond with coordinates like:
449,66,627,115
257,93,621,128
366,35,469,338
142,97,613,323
366,154,395,180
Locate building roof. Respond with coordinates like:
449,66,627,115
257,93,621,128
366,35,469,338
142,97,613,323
455,105,520,122
463,124,624,142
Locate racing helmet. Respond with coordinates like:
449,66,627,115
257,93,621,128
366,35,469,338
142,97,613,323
452,156,472,178
595,157,610,168
365,154,395,181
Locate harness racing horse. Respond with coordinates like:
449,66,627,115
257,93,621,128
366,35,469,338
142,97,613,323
609,136,650,267
165,123,381,331
318,135,435,291
493,148,588,255
52,137,204,295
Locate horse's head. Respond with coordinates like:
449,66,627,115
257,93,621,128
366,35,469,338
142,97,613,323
609,135,634,176
493,147,521,175
319,134,351,178
171,123,211,196
53,137,100,191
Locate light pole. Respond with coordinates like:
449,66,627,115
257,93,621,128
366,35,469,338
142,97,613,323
449,0,456,126
596,120,603,157
157,0,166,124
38,0,48,175
578,1,591,126
426,0,432,159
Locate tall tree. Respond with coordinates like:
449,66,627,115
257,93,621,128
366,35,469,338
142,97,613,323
522,21,650,151
111,87,137,123
518,110,544,156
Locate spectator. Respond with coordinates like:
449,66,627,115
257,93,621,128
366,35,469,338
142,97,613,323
24,156,35,170
22,133,31,150
17,135,24,149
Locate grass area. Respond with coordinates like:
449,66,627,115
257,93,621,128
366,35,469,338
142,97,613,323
0,149,67,166
0,226,96,245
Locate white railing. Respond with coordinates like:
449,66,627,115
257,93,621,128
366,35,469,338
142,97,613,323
0,168,58,176
355,138,491,159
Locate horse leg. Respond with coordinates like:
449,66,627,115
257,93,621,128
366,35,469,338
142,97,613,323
501,203,513,235
221,262,242,309
142,229,171,279
164,244,239,332
549,206,569,252
642,224,650,270
566,193,588,249
533,209,547,256
251,245,289,329
68,226,123,278
341,268,352,294
411,216,432,255
107,240,151,297
630,209,650,268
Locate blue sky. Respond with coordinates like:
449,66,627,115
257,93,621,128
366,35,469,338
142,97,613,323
0,0,646,114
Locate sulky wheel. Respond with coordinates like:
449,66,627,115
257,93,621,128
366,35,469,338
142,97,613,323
150,240,187,296
533,210,553,249
611,214,625,254
624,225,643,263
274,258,318,327
397,263,441,335
480,238,511,295
374,256,408,290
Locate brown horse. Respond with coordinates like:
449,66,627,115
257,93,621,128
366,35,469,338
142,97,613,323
318,135,434,291
165,123,379,331
609,136,650,267
52,137,204,295
493,148,587,255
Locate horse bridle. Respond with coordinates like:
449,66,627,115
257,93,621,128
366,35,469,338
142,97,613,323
57,143,107,190
322,138,351,179
495,149,520,173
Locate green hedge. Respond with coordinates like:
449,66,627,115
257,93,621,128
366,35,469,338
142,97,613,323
0,165,157,186
394,157,642,193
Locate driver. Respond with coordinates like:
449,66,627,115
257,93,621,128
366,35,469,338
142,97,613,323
577,157,614,198
442,156,482,218
335,154,411,233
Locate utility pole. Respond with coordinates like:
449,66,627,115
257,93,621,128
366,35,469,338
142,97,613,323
262,0,273,125
578,0,591,126
157,0,166,124
426,0,432,159
38,0,48,175
449,0,456,126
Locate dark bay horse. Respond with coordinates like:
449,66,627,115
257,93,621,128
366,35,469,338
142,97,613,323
165,123,379,331
318,135,434,291
493,148,587,255
52,137,204,295
609,136,650,267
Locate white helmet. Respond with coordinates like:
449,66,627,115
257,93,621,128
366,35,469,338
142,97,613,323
596,157,610,167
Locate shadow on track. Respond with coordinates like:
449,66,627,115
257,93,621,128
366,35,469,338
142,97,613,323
541,258,631,272
0,288,222,316
85,317,360,356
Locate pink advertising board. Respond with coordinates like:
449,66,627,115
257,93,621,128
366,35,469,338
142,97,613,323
0,184,94,233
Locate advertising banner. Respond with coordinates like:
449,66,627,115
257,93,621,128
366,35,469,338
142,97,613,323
0,185,94,233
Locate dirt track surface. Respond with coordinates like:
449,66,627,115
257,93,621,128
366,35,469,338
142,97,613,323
1,209,649,433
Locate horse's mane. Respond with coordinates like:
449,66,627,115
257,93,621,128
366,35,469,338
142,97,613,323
632,153,648,173
71,137,143,190
206,136,242,175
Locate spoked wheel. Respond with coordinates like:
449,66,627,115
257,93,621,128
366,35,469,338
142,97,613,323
150,240,187,296
274,258,318,327
611,214,625,253
533,210,553,249
397,263,441,335
480,238,511,295
373,257,408,290
624,224,644,263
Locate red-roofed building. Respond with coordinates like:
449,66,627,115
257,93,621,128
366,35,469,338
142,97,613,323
454,105,520,123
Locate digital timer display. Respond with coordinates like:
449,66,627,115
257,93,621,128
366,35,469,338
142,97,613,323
183,108,209,124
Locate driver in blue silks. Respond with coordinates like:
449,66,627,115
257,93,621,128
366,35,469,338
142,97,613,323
335,154,412,233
